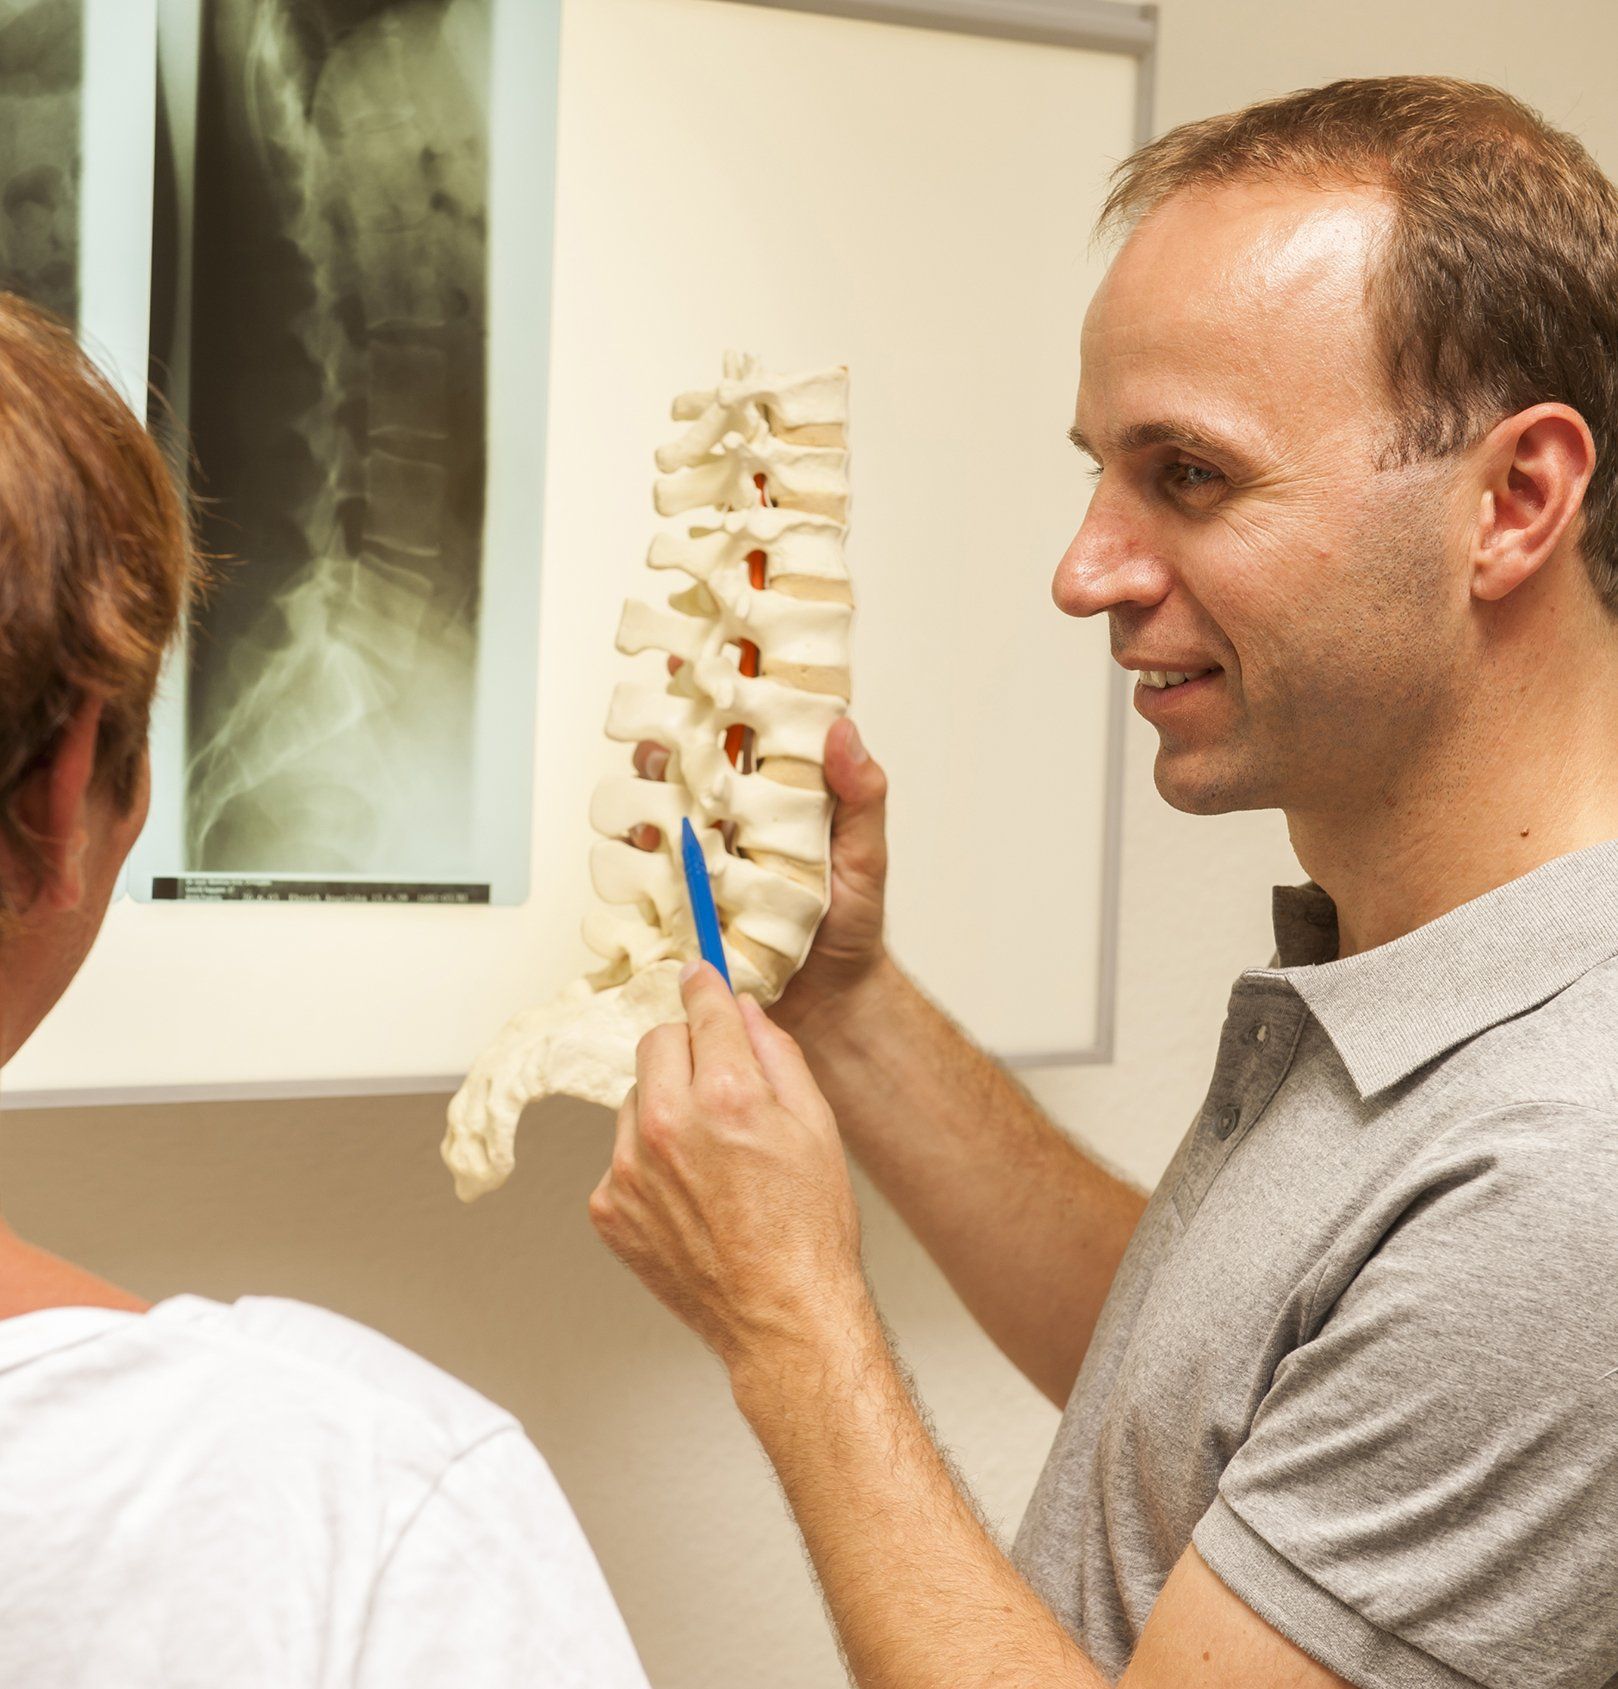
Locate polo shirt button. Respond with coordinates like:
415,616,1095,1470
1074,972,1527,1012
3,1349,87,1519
1214,1104,1241,1139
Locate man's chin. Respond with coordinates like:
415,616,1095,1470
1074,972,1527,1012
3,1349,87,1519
1151,751,1268,816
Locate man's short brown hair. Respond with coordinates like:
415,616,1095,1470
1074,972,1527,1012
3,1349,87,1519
0,294,198,919
1097,75,1618,609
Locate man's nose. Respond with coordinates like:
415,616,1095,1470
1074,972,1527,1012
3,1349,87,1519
1051,497,1173,620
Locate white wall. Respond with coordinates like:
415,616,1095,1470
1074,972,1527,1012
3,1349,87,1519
5,4,1618,1685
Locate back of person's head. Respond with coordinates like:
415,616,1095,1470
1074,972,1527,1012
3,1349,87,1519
0,294,197,932
1096,74,1618,612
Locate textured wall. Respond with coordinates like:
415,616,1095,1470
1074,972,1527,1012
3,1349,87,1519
4,4,1617,1685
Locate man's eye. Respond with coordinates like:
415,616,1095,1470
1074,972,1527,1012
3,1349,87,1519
1167,461,1223,493
1083,461,1225,496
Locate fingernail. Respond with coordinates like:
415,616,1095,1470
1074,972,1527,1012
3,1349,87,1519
844,719,868,764
680,960,700,984
646,747,669,780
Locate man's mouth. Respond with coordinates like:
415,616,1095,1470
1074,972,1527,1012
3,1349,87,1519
1132,668,1224,717
1135,666,1219,690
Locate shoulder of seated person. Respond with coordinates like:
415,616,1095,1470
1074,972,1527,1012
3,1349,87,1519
145,1293,520,1454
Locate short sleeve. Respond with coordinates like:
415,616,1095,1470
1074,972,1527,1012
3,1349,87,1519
1191,1102,1618,1689
354,1427,651,1689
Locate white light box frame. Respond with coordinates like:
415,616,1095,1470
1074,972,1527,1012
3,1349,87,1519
6,0,1150,1105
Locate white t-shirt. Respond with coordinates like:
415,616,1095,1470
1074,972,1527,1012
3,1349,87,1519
0,1292,652,1688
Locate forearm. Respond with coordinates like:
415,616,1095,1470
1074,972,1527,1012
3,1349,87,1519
776,957,1147,1404
732,1310,1107,1689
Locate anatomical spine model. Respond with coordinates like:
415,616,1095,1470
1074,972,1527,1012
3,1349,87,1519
442,355,853,1200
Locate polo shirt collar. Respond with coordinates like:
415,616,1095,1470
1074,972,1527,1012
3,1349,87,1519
1258,836,1618,1099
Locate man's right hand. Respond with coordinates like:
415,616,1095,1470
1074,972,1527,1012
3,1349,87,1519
627,711,891,1029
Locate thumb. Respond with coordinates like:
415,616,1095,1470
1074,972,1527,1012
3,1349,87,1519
824,716,888,889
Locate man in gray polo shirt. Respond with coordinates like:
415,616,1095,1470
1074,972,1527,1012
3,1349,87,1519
1017,853,1618,1687
598,75,1618,1689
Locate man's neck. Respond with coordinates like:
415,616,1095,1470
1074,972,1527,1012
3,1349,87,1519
1288,698,1618,959
0,916,89,1068
0,1227,149,1321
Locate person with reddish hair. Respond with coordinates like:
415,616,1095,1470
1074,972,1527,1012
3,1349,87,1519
604,76,1618,1688
0,297,650,1684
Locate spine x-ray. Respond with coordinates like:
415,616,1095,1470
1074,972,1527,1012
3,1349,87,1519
0,0,155,423
0,0,80,326
129,0,551,905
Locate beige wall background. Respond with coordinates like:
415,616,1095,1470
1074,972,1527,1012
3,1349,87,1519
5,3,1618,1685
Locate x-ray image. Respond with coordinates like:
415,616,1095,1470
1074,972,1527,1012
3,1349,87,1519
172,0,493,893
129,0,556,904
0,0,81,324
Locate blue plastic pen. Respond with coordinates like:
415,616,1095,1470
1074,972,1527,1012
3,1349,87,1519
679,817,733,989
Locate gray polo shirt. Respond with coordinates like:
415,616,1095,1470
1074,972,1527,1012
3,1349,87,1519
1013,838,1618,1689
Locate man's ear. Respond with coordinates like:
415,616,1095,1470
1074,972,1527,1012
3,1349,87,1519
1470,403,1596,604
9,695,104,913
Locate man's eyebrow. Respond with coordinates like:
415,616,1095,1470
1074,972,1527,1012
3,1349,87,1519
1067,419,1259,469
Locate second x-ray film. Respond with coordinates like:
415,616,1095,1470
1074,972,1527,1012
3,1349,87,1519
130,0,557,904
0,0,155,411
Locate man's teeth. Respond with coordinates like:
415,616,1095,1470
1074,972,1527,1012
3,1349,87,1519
1138,668,1214,689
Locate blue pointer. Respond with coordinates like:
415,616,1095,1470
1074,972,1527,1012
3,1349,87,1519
679,817,733,989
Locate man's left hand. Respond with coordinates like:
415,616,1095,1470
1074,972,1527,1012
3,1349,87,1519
588,961,869,1375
